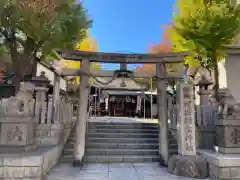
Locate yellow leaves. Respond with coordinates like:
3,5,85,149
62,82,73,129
61,60,80,69
76,35,98,52
62,31,101,85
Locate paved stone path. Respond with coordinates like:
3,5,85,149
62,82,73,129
45,163,209,180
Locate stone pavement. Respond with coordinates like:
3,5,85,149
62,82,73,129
45,163,210,180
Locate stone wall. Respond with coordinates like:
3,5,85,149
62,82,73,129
0,145,64,179
0,79,75,179
35,123,73,146
0,119,75,179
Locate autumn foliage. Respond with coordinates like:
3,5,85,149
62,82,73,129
148,24,173,53
136,24,173,73
60,31,101,85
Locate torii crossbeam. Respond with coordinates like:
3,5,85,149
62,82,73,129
58,50,189,78
59,50,190,64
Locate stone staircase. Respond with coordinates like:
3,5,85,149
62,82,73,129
84,122,160,163
59,126,76,163
60,122,178,163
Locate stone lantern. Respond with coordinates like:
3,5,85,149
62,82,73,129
196,75,212,106
196,74,212,91
30,71,50,88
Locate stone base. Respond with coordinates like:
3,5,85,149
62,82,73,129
0,144,36,153
218,146,240,154
168,154,208,179
72,159,84,168
72,154,85,168
199,149,240,180
0,117,37,147
159,154,168,167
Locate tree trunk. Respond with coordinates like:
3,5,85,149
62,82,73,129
211,53,220,103
10,44,23,93
10,38,37,93
24,55,38,78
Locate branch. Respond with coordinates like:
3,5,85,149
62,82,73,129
0,27,10,40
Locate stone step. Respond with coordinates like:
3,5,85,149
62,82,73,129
60,151,177,163
86,123,158,130
86,132,158,138
85,148,158,156
84,155,160,163
62,148,158,156
85,142,159,149
88,128,159,133
63,143,177,151
63,142,176,151
59,157,73,163
86,137,159,144
88,122,158,126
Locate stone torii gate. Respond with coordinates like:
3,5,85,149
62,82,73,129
59,50,195,167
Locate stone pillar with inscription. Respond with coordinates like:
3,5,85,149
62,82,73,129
73,59,90,167
168,80,208,179
177,81,196,156
216,88,240,154
156,62,169,166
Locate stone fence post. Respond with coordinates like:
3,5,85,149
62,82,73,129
35,87,48,124
32,71,66,147
52,72,60,124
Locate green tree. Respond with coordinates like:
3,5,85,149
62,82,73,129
172,0,240,101
0,0,91,90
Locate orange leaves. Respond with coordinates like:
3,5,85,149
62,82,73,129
148,42,172,54
135,64,156,73
148,24,173,54
136,24,174,73
18,0,57,17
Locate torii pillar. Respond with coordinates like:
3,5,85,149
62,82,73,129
156,62,169,166
73,59,90,167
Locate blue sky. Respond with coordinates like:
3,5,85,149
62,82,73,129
83,0,176,70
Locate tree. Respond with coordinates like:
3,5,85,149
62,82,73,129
0,0,91,90
61,31,101,85
136,24,185,75
135,24,185,90
172,0,240,101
